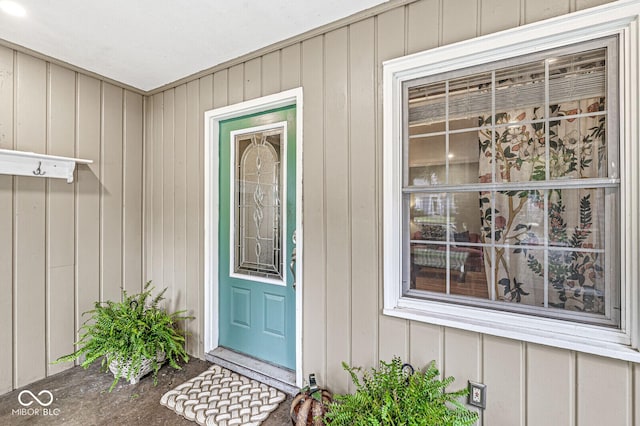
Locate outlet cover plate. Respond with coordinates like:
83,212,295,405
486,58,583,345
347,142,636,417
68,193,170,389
468,381,487,409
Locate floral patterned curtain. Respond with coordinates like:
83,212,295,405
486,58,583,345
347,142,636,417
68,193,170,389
478,98,606,314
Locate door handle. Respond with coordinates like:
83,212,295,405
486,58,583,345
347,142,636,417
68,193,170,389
290,230,297,290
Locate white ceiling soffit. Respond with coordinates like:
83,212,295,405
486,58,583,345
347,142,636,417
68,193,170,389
0,0,389,92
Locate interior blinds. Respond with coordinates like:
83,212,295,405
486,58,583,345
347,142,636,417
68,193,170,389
408,49,607,125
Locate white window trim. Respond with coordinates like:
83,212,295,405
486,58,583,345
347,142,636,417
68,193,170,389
383,0,640,362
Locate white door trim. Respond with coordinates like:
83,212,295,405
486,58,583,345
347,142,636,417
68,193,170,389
204,88,304,387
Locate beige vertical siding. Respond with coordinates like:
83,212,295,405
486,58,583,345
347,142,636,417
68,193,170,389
196,75,212,356
376,5,410,365
228,65,244,105
144,75,211,356
324,27,351,394
442,0,479,44
173,84,187,318
479,0,520,35
349,17,378,384
47,64,77,377
409,322,443,369
527,344,575,425
483,336,524,425
75,74,102,377
162,88,175,310
15,53,47,388
184,79,202,354
443,329,482,421
102,83,126,302
406,0,440,53
261,52,280,96
300,35,327,383
0,48,143,393
0,46,13,395
576,354,631,426
140,0,638,424
524,0,570,23
124,91,144,291
244,58,261,101
281,44,301,91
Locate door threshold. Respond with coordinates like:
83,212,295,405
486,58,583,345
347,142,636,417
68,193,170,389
206,347,298,395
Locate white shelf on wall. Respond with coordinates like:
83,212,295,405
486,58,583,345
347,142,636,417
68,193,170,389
0,149,93,183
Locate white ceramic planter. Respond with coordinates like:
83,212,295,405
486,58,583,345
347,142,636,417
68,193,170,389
108,352,166,385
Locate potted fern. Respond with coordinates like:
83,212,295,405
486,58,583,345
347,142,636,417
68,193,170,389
55,281,193,391
325,357,478,426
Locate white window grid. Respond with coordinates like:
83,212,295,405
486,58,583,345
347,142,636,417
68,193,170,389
401,37,620,327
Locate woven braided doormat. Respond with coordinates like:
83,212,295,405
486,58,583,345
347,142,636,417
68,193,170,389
160,364,286,426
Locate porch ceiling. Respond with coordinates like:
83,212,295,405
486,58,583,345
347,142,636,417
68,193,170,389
0,0,388,92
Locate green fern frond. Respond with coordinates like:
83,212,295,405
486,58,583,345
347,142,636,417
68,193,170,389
325,357,478,426
52,281,194,392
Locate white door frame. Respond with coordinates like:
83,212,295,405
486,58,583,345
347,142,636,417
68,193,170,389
204,88,303,386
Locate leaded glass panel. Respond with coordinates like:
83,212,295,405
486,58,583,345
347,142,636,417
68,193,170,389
234,127,283,279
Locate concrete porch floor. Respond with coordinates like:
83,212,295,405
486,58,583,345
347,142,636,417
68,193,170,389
0,359,292,425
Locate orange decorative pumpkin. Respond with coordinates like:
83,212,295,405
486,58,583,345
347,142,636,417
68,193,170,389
290,374,332,426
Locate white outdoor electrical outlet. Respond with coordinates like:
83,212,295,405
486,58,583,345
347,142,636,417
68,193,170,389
468,381,487,409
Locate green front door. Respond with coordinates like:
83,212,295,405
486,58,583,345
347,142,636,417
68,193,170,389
218,105,296,370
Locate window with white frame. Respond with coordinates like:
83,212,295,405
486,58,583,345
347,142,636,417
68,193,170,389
383,1,640,360
405,38,618,325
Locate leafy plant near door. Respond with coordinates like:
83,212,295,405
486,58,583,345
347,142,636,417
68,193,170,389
324,357,478,426
54,281,193,391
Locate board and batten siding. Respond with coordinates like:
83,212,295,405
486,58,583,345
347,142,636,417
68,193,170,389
142,0,640,425
0,47,144,394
